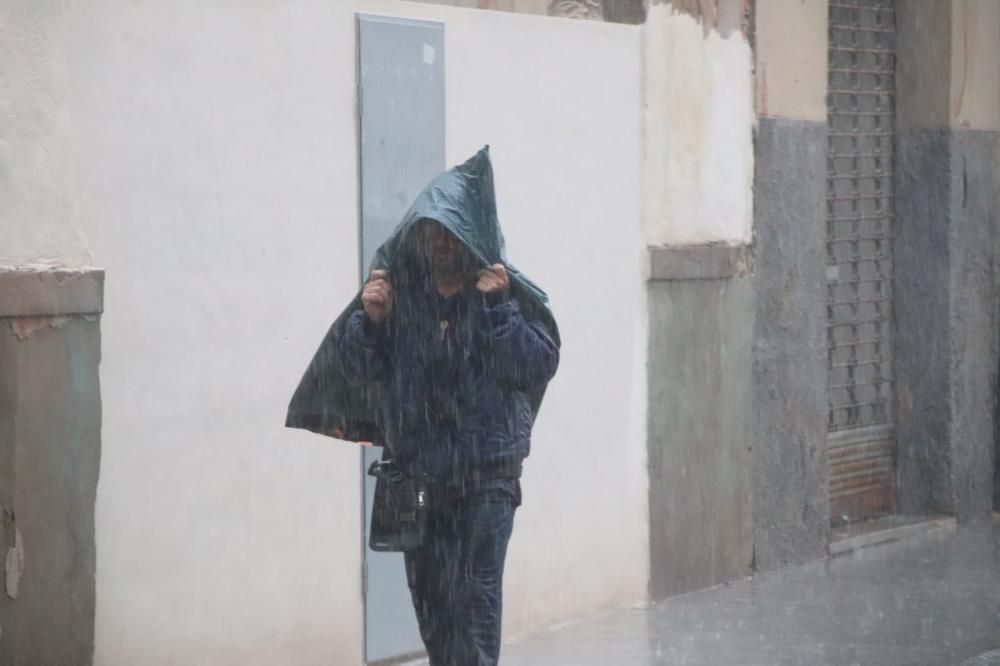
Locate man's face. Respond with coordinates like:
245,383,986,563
420,219,468,277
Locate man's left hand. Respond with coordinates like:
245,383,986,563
476,263,510,293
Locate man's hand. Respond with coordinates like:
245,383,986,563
361,269,393,323
476,263,510,294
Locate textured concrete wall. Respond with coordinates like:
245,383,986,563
949,130,998,520
895,128,955,514
751,117,829,569
896,129,999,522
647,251,753,598
750,0,831,568
895,0,999,523
0,270,103,666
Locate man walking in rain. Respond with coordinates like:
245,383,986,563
287,148,560,665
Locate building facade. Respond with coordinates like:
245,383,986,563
0,0,997,664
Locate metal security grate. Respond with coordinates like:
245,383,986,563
826,0,897,520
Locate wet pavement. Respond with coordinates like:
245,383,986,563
958,649,1000,665
497,519,1000,666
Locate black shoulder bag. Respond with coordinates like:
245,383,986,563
367,459,428,552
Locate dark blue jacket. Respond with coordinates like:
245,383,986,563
337,280,559,481
286,147,561,473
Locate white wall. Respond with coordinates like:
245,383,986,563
64,2,365,664
58,1,646,663
0,1,93,268
642,3,755,246
444,9,649,636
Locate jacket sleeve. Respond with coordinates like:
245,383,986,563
479,295,559,390
337,309,390,382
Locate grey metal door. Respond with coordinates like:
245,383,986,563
825,0,897,522
357,14,445,663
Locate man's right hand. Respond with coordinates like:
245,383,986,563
361,269,393,323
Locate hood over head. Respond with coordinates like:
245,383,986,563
286,146,559,443
371,146,549,306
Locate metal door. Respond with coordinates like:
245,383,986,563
357,14,445,663
825,0,897,522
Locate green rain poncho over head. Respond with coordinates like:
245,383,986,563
285,146,560,443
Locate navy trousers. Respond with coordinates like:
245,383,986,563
404,479,520,666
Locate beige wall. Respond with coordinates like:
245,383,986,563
756,0,998,130
898,0,1000,131
757,0,998,130
754,0,828,121
951,0,1000,131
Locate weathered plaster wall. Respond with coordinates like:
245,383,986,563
405,0,647,23
1,3,103,661
657,0,749,36
641,0,756,596
0,1,93,268
642,1,754,246
0,270,103,666
407,0,548,14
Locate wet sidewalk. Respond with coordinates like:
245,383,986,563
500,519,1000,666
